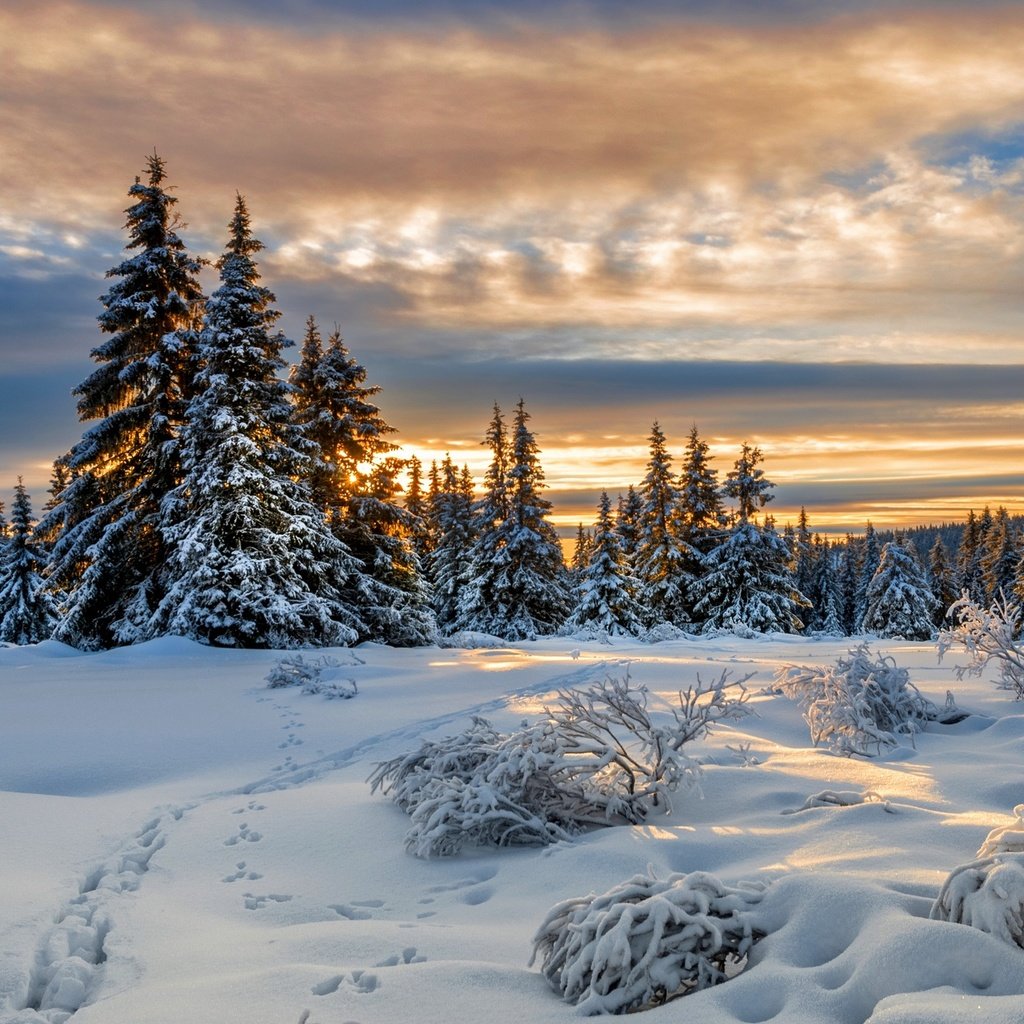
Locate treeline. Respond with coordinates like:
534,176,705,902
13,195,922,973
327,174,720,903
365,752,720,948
0,154,1014,650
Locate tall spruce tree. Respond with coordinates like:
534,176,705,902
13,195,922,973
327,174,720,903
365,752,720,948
928,535,957,627
0,481,58,644
956,510,985,603
43,154,205,648
289,319,432,643
455,404,511,635
427,456,476,632
692,445,806,634
457,401,567,639
676,423,724,554
153,195,360,648
566,491,642,637
981,507,1018,602
862,540,937,640
634,422,694,627
854,522,881,630
615,485,644,569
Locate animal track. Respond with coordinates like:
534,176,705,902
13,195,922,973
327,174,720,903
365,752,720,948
374,947,426,967
232,800,266,814
222,861,263,883
224,822,263,846
243,892,293,910
279,732,304,749
312,970,379,996
328,899,386,921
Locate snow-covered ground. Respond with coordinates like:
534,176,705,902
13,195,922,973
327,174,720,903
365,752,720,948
1,634,1022,1023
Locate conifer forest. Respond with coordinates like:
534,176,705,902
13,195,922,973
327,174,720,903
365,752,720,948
0,155,1016,652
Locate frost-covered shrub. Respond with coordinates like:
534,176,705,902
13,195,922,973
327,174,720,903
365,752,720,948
937,591,1024,699
265,654,357,699
776,643,950,757
368,671,750,857
531,868,766,1015
931,805,1024,950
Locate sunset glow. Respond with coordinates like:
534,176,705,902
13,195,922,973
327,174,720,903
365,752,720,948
2,0,1023,531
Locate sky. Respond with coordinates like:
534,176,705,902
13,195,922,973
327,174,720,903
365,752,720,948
2,0,1024,537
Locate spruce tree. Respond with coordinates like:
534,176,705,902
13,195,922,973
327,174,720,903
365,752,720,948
457,401,568,639
455,404,511,635
854,522,881,630
427,456,476,632
43,154,205,648
981,507,1018,602
566,492,642,637
928,535,957,627
837,535,860,634
615,486,644,568
153,195,360,648
692,447,806,634
793,508,815,602
862,540,937,640
0,481,58,644
634,422,694,627
676,423,724,553
808,537,845,636
957,510,985,603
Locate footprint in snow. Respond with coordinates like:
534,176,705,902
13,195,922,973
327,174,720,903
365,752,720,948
312,971,379,996
243,892,293,910
222,861,263,883
224,823,262,846
374,947,426,967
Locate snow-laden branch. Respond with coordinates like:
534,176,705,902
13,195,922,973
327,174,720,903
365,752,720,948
937,591,1024,699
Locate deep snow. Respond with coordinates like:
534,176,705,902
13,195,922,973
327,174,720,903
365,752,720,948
1,633,1022,1023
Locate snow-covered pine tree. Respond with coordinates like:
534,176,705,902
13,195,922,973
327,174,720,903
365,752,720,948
457,401,568,639
928,535,957,626
615,485,644,569
42,154,205,648
153,195,360,648
454,404,511,635
837,535,859,635
861,539,937,640
0,481,58,644
854,522,881,631
568,523,593,599
692,445,807,634
566,492,642,637
344,457,437,646
633,423,695,627
427,455,476,632
957,510,985,603
793,508,815,603
809,536,845,636
405,455,429,551
676,423,724,554
290,318,433,644
981,507,1018,603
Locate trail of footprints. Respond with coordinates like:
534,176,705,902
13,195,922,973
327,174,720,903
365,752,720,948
15,808,187,1022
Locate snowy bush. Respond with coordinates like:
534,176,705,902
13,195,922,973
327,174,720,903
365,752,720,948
931,805,1024,950
530,867,766,1015
776,643,952,757
368,671,751,857
937,591,1024,699
265,654,357,699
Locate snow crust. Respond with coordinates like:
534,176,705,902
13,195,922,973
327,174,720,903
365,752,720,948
1,634,1023,1022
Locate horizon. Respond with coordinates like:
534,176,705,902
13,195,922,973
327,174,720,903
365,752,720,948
3,0,1024,534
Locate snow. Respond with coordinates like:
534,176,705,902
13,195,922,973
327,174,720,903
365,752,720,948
1,633,1023,1022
